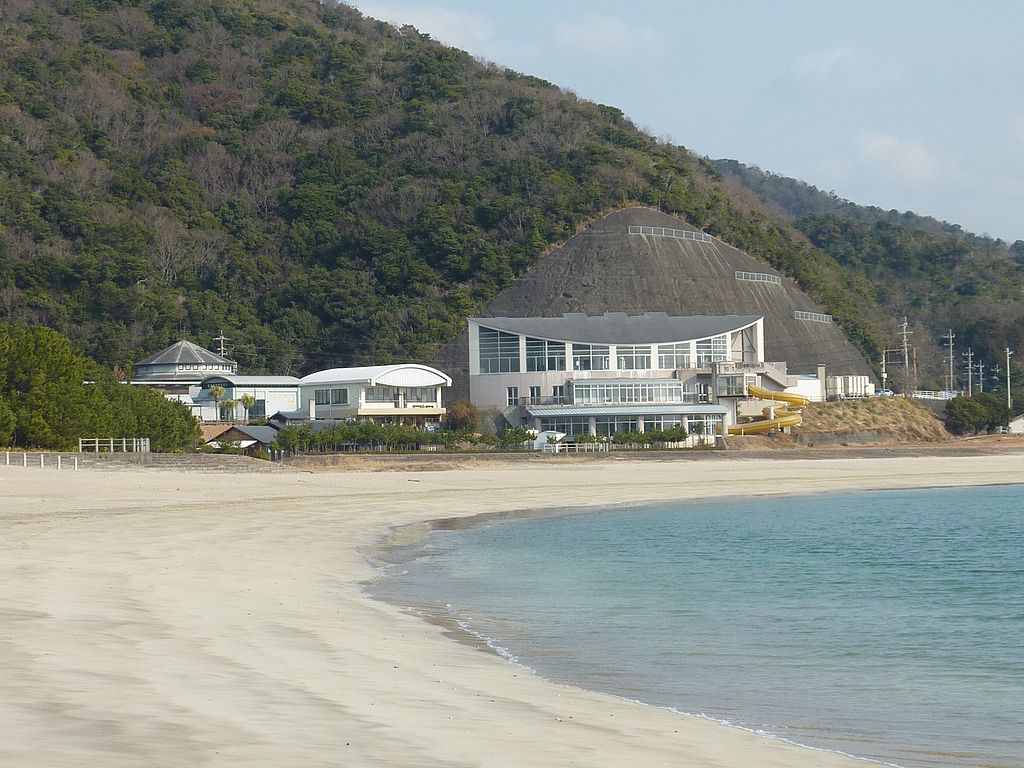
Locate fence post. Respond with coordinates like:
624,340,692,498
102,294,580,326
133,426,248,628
23,452,27,467
40,454,44,467
5,451,8,465
58,455,62,471
74,456,79,472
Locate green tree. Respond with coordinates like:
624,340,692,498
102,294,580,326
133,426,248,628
943,396,990,435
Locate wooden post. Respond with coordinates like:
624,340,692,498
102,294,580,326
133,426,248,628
58,455,62,471
74,456,79,471
23,452,27,467
40,454,44,467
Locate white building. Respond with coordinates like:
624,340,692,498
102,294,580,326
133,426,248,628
298,364,451,427
195,374,301,422
468,312,794,441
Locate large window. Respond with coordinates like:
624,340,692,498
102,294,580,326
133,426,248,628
539,416,591,437
695,335,729,367
506,386,519,406
331,388,348,405
572,343,610,371
616,345,651,370
405,387,435,403
314,389,330,405
552,385,566,403
479,327,520,373
573,381,696,405
658,342,691,370
644,415,683,430
595,416,638,436
526,337,566,372
365,386,395,402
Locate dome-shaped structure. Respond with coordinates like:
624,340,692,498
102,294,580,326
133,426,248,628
433,207,872,399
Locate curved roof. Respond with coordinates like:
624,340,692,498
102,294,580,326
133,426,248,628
473,312,761,345
136,340,236,367
299,364,452,388
200,374,299,387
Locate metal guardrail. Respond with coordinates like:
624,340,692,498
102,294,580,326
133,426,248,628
735,271,782,285
794,310,834,324
910,390,961,400
628,225,712,243
79,437,151,453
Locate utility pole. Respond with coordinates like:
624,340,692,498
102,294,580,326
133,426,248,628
213,330,230,357
975,359,985,394
962,348,974,397
899,317,913,373
880,351,888,394
942,329,956,393
1008,348,1015,411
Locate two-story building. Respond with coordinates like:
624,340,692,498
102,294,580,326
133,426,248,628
297,364,451,428
468,312,795,441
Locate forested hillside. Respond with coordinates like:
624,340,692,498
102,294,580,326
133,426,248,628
713,159,1024,387
0,0,887,374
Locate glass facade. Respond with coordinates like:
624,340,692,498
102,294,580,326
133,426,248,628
695,335,729,367
658,343,691,370
573,381,696,405
538,416,591,437
525,337,566,372
595,416,638,436
616,345,651,370
479,327,520,373
571,343,610,371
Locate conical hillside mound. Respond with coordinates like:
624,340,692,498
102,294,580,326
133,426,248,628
434,207,872,399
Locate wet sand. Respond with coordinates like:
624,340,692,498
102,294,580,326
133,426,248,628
1,454,1021,767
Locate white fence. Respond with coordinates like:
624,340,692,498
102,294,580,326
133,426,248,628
79,437,151,453
735,271,782,285
4,452,79,470
910,390,960,400
627,225,712,243
794,310,834,324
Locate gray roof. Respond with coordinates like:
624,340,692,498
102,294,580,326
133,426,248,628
200,374,299,387
269,410,308,421
234,426,279,444
136,340,236,367
472,312,761,344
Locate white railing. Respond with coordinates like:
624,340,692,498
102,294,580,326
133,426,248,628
79,437,151,453
628,225,712,243
4,452,79,470
735,271,782,285
540,442,610,454
794,310,833,324
910,390,961,400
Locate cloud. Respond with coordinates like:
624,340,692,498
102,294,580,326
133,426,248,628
550,15,663,64
854,132,939,186
791,47,909,92
353,2,496,54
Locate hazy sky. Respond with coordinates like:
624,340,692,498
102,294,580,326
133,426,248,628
351,1,1024,241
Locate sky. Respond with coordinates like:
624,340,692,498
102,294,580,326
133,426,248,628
350,0,1024,242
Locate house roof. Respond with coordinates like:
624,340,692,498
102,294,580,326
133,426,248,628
299,364,451,388
200,374,300,387
206,425,279,445
471,312,762,345
269,410,308,421
136,340,236,367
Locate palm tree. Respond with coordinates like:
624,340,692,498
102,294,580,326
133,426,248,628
208,384,225,422
239,393,257,423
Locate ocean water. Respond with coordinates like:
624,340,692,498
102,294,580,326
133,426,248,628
371,485,1024,768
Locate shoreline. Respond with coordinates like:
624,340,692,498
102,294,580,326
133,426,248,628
2,453,1022,767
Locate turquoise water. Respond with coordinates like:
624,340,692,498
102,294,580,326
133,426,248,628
372,485,1024,768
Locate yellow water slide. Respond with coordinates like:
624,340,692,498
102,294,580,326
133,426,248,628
727,384,810,435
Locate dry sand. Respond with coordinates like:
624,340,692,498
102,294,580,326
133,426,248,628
2,454,1022,767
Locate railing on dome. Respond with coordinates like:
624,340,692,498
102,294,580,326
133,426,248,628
794,310,834,324
735,271,782,285
627,225,712,243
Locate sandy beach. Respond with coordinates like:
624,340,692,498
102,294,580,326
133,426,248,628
2,454,1021,767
